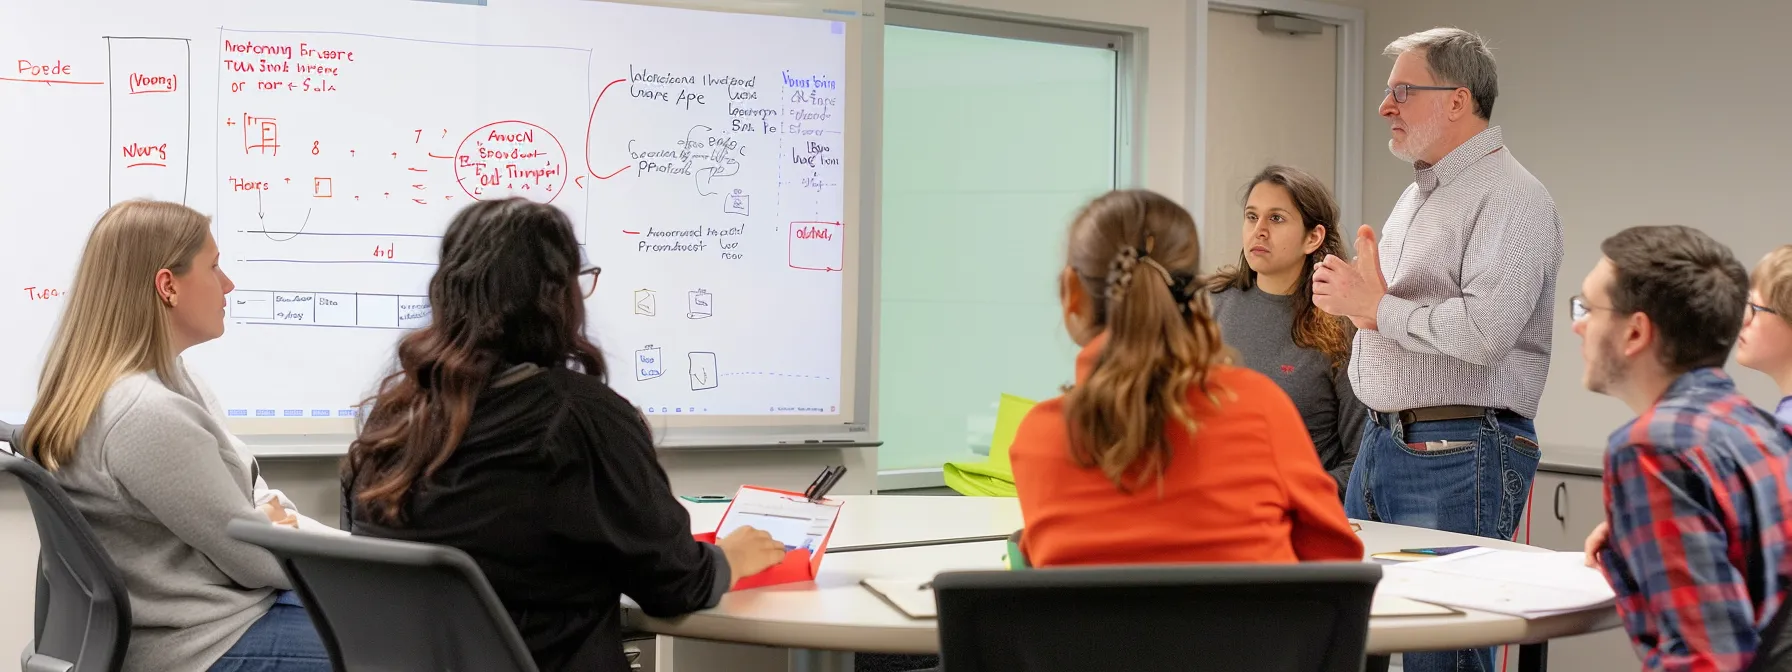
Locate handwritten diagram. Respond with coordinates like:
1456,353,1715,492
689,352,718,391
636,345,664,381
634,289,656,317
1,1,850,419
453,121,569,203
108,36,192,205
229,289,429,329
216,28,591,302
687,289,713,319
788,221,844,272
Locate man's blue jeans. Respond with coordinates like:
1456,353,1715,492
208,591,331,672
1344,408,1542,672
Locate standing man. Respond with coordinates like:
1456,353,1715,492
1575,226,1792,671
1312,27,1564,672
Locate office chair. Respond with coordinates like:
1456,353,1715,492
932,562,1381,672
1748,603,1792,672
226,519,541,672
1,420,19,455
0,446,132,672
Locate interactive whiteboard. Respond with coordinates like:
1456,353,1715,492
0,0,879,446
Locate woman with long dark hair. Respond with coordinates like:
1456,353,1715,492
343,198,784,672
1207,166,1367,495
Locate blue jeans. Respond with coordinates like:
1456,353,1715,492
209,591,331,672
1344,408,1541,672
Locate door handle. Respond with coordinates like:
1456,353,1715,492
1552,482,1567,523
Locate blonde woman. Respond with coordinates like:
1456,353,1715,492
22,200,328,672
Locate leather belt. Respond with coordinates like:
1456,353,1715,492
1394,404,1489,426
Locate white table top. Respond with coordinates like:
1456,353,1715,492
645,496,1620,655
682,494,1024,551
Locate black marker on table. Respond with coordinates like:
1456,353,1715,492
803,465,847,502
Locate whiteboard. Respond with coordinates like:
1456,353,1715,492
0,0,880,447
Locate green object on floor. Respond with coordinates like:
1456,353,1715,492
942,393,1035,497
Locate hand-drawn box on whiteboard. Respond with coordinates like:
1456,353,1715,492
636,346,665,381
230,291,275,320
314,293,358,327
787,221,844,272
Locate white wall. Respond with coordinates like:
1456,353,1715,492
1355,0,1792,451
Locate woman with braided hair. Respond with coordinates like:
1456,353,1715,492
1008,189,1362,567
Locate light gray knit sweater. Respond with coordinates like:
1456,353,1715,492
49,362,289,672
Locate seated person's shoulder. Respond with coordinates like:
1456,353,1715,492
1014,395,1066,427
536,367,651,436
96,372,208,433
1007,396,1067,457
1206,365,1289,408
1626,399,1768,462
541,365,622,402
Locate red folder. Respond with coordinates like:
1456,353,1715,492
693,485,842,590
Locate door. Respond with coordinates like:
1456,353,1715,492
1203,8,1337,268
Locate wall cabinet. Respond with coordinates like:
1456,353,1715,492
1506,469,1636,672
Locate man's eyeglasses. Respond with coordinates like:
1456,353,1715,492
579,264,602,298
1748,302,1782,321
1384,83,1463,104
1569,295,1612,322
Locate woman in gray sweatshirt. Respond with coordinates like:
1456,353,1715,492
1207,166,1366,497
19,200,329,672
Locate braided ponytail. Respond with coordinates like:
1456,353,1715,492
1063,190,1228,493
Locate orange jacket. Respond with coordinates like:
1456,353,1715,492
1011,336,1363,567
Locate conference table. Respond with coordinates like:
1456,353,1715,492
635,495,1619,672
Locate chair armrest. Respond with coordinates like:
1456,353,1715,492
22,647,75,672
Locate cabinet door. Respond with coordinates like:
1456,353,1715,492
1547,472,1638,672
1524,472,1573,552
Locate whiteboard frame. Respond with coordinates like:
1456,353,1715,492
206,0,887,453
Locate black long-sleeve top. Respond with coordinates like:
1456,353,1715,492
345,365,730,672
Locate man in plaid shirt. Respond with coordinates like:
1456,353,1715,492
1574,225,1792,671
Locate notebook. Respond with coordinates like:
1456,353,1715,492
1380,548,1616,618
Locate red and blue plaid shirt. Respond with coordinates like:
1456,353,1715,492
1601,368,1792,671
